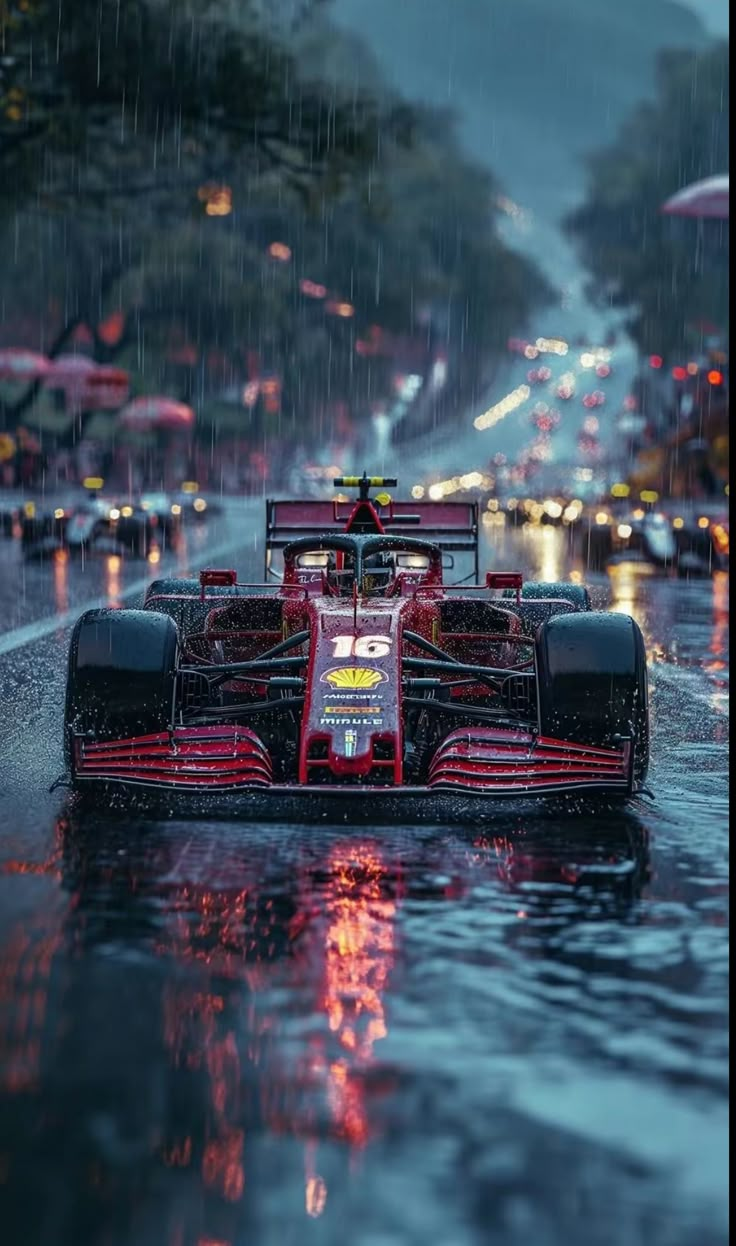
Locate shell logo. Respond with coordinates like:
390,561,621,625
321,666,387,689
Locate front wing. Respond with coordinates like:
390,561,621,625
72,725,635,798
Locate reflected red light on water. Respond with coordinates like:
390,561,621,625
202,1127,245,1202
299,279,327,298
162,1137,193,1168
0,822,67,1094
316,843,396,1149
53,548,69,616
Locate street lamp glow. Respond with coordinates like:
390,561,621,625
326,301,355,318
268,241,292,261
300,279,327,298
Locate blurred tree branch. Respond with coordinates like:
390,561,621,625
565,42,729,361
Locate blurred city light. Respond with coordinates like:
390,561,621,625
300,279,327,298
268,241,292,261
326,301,355,318
198,184,232,216
242,381,260,408
474,384,530,430
535,337,568,356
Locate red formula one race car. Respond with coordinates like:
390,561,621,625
63,474,649,804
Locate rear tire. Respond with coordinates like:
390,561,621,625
143,578,209,634
143,578,254,636
504,581,591,610
535,611,649,784
504,580,591,635
64,609,178,772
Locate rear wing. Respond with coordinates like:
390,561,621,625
265,498,479,579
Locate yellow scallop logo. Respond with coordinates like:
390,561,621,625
322,666,387,689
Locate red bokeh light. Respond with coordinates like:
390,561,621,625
649,355,663,369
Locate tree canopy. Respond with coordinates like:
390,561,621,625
0,0,552,449
565,41,729,362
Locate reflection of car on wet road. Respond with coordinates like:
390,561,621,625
63,473,649,803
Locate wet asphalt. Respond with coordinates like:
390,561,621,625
0,505,728,1246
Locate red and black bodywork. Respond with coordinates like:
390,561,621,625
64,474,650,803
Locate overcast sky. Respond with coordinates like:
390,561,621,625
684,0,728,33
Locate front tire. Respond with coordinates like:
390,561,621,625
64,609,179,772
535,610,649,784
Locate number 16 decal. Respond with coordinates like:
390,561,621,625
330,634,392,658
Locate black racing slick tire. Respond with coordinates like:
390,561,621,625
521,581,591,610
535,611,649,784
143,578,214,635
64,608,178,771
503,581,591,636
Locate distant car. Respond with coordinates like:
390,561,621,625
20,494,176,558
169,489,218,522
0,497,20,538
604,511,677,571
673,512,729,577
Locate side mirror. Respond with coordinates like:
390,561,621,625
200,568,237,601
486,571,522,603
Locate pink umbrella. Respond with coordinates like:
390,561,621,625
79,367,130,410
0,348,51,381
118,396,195,432
662,174,729,220
45,353,96,378
43,354,104,411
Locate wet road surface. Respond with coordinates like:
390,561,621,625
0,513,728,1246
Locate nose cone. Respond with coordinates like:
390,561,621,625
299,601,402,784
